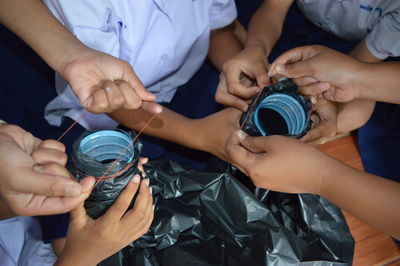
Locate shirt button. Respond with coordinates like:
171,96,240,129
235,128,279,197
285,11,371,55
161,54,169,61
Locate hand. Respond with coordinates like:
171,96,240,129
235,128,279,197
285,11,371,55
57,176,153,266
269,45,363,102
225,130,337,194
0,124,95,216
300,98,338,143
61,47,162,114
216,45,270,111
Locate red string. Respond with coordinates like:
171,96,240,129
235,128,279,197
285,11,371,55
56,108,158,186
240,86,265,129
93,112,158,187
57,112,86,141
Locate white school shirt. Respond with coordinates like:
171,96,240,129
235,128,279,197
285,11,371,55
0,216,57,266
297,0,400,60
43,0,237,130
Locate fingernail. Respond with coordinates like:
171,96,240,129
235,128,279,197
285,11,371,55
237,130,247,140
152,205,155,211
310,96,317,104
149,187,153,195
276,65,284,73
268,70,275,77
33,164,42,172
241,104,249,112
154,105,163,114
132,174,140,184
85,96,94,109
65,185,81,197
144,179,150,187
319,82,330,91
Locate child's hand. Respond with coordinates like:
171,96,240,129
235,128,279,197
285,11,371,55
61,47,162,115
300,98,338,143
56,176,153,266
269,45,363,103
225,131,335,194
216,46,270,111
0,124,94,216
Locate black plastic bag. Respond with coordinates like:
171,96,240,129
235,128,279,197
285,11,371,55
100,160,354,266
240,78,312,138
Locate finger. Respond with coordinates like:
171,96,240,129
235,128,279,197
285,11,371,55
225,131,260,174
300,127,325,143
102,175,142,221
236,130,269,154
228,83,259,99
273,62,315,79
37,140,66,153
141,102,163,114
32,148,68,166
215,90,249,112
123,63,156,102
253,64,270,88
11,166,82,197
69,201,88,227
89,86,109,113
122,178,152,227
32,184,93,216
269,46,318,75
79,176,96,194
115,80,142,110
298,82,330,97
292,76,318,87
34,162,72,178
127,205,154,243
102,80,125,111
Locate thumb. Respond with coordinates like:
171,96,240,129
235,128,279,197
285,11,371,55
274,61,314,79
69,176,95,225
236,130,270,154
253,64,270,88
124,66,156,102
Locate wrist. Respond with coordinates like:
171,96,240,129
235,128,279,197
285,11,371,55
244,41,269,57
356,62,380,101
57,44,93,80
56,248,98,266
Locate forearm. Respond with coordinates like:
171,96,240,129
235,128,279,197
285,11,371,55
208,24,244,71
337,100,375,133
110,108,198,150
320,158,400,239
356,62,400,104
110,107,241,161
245,0,293,55
0,0,87,73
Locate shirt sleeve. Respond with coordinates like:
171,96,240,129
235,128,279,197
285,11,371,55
43,0,121,57
209,0,237,30
365,11,400,60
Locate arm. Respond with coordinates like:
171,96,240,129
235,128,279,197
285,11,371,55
55,176,153,266
271,45,400,104
335,39,380,134
216,0,293,111
208,23,244,71
0,124,94,216
110,107,242,162
225,131,400,239
245,0,293,57
0,0,158,114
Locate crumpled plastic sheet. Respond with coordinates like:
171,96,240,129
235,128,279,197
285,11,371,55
98,160,354,266
239,78,312,138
